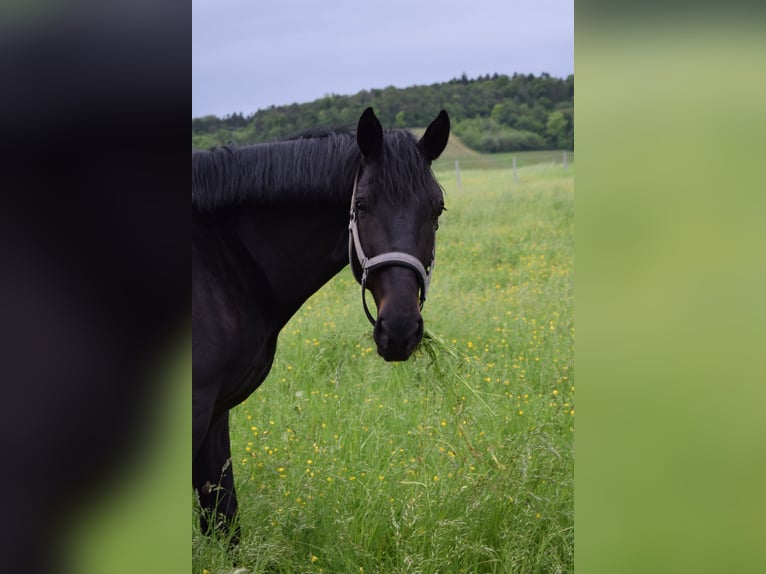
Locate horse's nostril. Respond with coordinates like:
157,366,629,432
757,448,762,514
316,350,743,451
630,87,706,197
374,317,390,345
408,318,424,349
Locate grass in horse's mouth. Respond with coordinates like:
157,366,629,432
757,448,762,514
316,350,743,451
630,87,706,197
417,328,496,417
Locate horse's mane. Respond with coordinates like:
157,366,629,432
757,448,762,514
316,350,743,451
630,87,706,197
192,128,439,211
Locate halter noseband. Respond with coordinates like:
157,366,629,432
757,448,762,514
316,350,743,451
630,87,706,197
348,165,435,326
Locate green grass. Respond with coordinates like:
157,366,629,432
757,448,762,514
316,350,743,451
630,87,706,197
193,163,574,573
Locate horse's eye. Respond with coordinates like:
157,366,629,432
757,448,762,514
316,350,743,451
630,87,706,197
355,199,368,214
433,203,446,229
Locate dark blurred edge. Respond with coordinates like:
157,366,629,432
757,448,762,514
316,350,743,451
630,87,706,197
0,2,189,573
576,4,766,574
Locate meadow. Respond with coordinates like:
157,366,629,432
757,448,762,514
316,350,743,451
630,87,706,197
193,157,574,573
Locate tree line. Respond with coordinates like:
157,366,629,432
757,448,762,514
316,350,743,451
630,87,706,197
192,72,573,152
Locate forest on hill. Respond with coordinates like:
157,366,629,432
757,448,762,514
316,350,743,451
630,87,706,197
192,73,574,152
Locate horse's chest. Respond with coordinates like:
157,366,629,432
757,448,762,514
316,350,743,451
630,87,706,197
241,336,278,390
219,331,278,411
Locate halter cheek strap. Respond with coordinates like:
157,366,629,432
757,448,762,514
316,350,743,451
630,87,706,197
348,166,435,326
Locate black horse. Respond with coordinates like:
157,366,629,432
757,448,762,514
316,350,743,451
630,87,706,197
192,107,450,536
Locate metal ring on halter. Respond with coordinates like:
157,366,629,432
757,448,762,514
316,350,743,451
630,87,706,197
348,165,435,326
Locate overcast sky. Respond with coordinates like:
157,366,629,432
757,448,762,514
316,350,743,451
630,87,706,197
192,0,573,118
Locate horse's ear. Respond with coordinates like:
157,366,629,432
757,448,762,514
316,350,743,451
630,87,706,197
357,107,383,160
419,109,450,161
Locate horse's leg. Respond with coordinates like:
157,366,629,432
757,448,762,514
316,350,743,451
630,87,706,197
193,380,218,461
193,409,240,542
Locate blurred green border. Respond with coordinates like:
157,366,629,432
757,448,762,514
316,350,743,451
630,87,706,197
576,15,766,574
68,339,191,574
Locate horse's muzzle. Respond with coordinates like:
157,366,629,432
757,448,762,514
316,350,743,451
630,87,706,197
373,313,424,362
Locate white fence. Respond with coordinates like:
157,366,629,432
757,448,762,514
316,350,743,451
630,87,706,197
444,151,572,188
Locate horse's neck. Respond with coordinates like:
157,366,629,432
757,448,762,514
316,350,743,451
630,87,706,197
231,203,350,324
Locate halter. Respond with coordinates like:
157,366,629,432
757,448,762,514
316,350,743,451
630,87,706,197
348,165,435,326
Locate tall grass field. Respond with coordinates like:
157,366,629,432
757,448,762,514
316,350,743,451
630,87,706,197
193,159,574,573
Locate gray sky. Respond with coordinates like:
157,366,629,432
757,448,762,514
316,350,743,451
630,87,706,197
192,0,573,118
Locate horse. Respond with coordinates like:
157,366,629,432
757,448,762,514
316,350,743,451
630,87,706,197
192,107,450,538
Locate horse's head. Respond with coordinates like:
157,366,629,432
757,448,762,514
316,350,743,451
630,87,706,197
349,107,450,361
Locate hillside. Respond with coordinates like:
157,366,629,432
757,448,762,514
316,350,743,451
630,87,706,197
409,128,480,162
192,73,573,153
